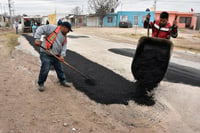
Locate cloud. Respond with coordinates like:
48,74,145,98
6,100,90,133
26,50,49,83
1,0,200,16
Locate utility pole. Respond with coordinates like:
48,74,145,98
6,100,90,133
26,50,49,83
120,0,123,11
8,0,13,28
0,3,2,14
154,0,157,11
4,5,6,15
54,0,57,14
82,4,84,14
11,1,15,17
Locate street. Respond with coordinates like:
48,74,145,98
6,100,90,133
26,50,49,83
1,27,199,133
22,28,200,132
23,27,200,105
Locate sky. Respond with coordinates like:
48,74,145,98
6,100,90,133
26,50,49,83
0,0,200,16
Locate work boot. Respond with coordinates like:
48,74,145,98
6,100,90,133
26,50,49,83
60,81,71,87
133,81,147,98
134,95,155,106
38,84,45,92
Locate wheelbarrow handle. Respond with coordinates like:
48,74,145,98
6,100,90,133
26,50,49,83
147,13,151,37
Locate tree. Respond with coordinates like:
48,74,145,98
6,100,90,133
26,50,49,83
88,0,120,27
71,6,82,27
71,6,82,15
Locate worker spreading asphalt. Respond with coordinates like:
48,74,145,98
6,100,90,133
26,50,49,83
23,34,156,105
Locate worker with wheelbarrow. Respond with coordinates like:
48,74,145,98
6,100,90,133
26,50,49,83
132,11,178,105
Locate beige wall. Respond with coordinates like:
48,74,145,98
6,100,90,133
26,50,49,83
48,14,56,25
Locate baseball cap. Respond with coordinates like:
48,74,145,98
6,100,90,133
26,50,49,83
61,22,73,32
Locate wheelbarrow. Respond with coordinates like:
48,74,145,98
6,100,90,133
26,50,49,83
131,36,173,90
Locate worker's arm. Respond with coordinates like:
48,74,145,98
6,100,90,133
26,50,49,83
35,39,41,46
58,56,65,62
57,40,67,62
60,40,67,57
144,13,152,28
34,25,52,46
171,19,178,38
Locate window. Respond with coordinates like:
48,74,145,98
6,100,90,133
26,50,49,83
179,17,186,23
120,16,128,21
78,18,82,23
142,16,146,23
134,16,138,25
107,17,113,23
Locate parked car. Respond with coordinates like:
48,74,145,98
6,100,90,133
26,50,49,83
119,21,132,28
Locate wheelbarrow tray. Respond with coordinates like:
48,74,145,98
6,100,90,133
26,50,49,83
131,36,173,86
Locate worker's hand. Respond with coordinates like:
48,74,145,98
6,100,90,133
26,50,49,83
35,40,41,47
173,20,177,27
58,56,64,62
146,13,151,20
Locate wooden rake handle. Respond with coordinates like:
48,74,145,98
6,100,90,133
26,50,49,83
40,46,88,79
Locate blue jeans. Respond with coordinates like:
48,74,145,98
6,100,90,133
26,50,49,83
32,28,36,36
15,27,18,34
38,52,66,85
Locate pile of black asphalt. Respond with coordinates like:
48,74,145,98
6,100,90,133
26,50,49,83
23,34,156,106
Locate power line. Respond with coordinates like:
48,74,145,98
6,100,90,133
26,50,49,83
8,0,15,27
154,0,157,11
161,0,200,2
8,0,12,25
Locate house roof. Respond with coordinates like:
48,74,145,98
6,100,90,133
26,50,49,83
155,11,194,15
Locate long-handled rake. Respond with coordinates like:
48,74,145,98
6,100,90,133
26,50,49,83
40,46,96,86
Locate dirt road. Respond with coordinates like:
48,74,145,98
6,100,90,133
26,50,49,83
0,28,200,133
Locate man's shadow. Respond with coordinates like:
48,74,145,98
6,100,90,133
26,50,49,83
23,34,155,106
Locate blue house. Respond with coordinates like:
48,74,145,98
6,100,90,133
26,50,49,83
117,11,155,27
103,13,118,27
104,11,155,27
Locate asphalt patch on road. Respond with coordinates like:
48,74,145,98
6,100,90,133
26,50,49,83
108,48,135,57
63,50,136,105
23,34,155,106
109,48,200,87
165,63,200,87
68,35,90,39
